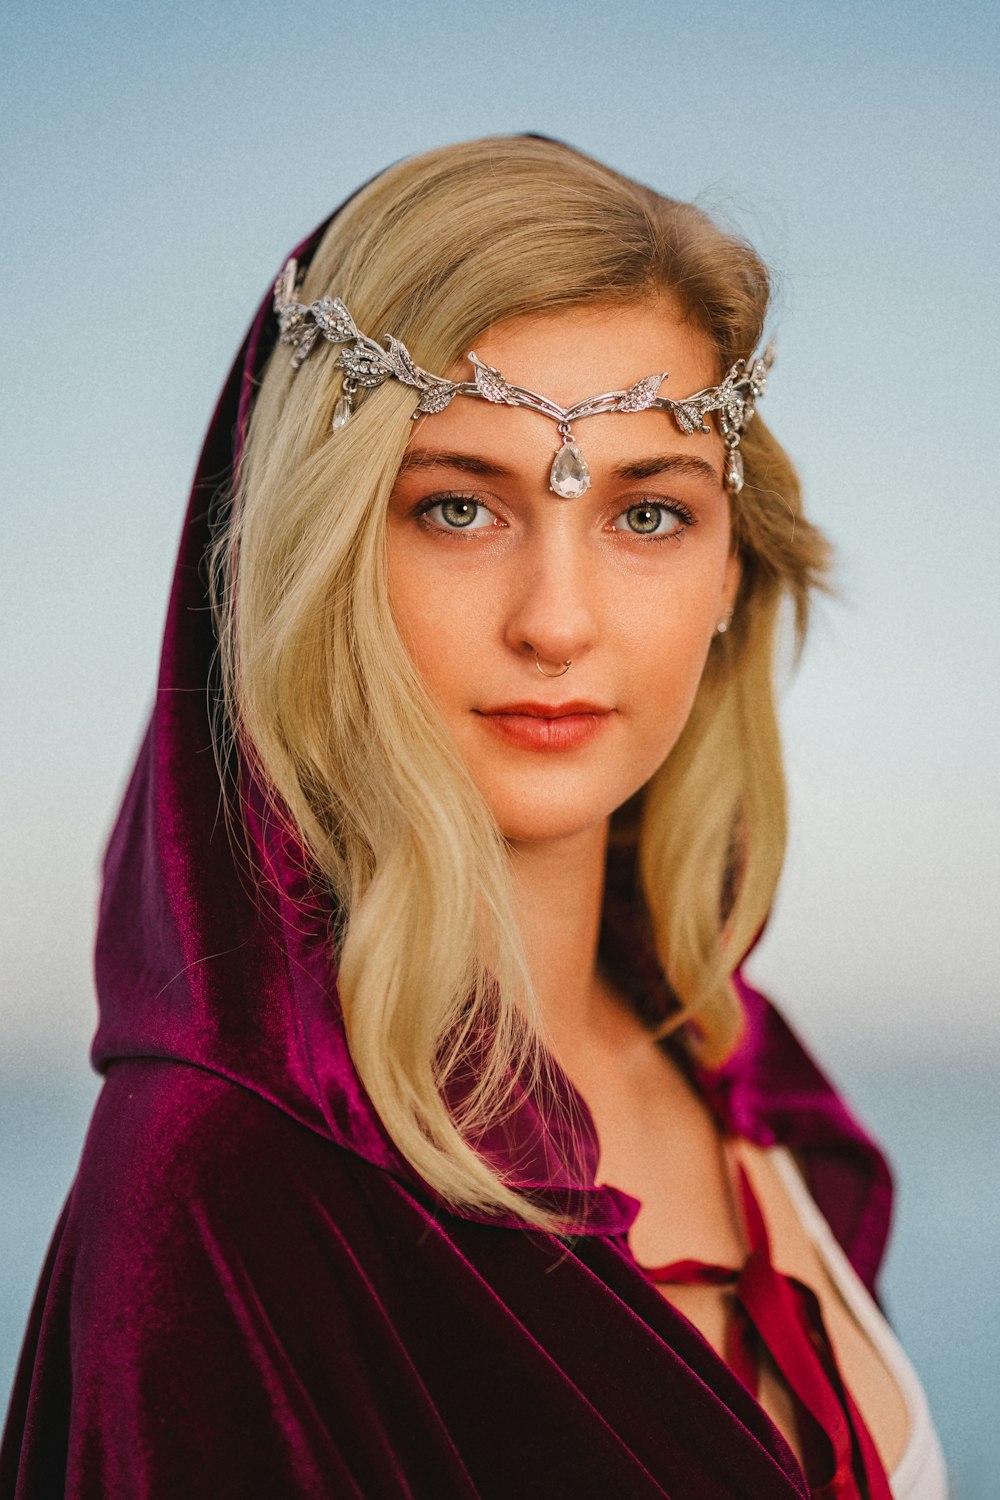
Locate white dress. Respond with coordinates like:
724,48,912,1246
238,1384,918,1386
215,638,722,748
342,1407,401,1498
769,1148,950,1500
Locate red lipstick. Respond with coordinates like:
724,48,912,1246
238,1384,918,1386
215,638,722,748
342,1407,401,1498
475,701,614,752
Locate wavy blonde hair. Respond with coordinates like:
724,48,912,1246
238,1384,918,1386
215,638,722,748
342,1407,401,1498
212,137,832,1232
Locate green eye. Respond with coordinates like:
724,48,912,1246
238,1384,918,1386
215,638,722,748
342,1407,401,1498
628,505,662,534
614,504,684,537
418,495,498,532
439,498,480,528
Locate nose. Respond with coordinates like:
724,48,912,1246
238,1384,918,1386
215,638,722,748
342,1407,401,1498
503,525,600,670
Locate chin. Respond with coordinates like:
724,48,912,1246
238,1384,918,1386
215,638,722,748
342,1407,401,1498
485,786,626,846
466,739,667,845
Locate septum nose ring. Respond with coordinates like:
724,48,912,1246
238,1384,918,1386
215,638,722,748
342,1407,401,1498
534,651,572,678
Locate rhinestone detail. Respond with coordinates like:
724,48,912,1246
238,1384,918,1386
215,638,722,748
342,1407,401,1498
549,441,591,498
272,259,775,493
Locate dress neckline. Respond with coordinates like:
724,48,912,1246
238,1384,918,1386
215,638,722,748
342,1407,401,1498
636,1139,894,1500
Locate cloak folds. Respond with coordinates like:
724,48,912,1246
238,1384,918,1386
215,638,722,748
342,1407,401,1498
1,207,893,1500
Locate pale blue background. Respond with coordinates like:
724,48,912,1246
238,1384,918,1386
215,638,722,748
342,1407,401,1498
2,1,998,1492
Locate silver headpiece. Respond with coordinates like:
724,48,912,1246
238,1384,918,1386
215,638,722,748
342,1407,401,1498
273,259,774,496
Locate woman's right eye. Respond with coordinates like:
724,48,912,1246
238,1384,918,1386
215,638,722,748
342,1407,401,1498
417,496,500,532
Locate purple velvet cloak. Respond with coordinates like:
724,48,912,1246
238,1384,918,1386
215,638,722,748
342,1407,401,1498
1,209,893,1500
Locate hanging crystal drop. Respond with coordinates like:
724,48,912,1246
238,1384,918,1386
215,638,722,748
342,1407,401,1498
332,394,353,431
725,444,745,493
549,440,591,498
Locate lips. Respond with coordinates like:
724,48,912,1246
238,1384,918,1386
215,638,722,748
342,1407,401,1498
477,700,612,718
474,701,614,751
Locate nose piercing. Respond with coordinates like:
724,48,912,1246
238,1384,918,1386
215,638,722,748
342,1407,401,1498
535,652,572,678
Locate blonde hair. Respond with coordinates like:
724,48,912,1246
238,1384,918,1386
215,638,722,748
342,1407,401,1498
212,137,832,1233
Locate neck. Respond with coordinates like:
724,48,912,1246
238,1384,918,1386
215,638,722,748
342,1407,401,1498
507,821,634,1064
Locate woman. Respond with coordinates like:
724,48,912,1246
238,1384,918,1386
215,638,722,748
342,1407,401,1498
0,137,948,1498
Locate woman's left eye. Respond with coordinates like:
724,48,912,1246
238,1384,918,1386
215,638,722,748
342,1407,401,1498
610,503,690,539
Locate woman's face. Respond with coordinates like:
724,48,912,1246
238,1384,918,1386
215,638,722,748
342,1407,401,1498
386,299,740,844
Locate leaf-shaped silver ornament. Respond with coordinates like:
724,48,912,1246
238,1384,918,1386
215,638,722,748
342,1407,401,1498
469,354,518,405
312,298,359,345
672,400,710,435
338,340,392,388
709,370,745,432
747,358,769,399
718,388,747,434
616,373,668,414
276,307,307,345
735,397,752,431
273,259,302,313
748,343,775,399
290,324,319,368
383,336,423,388
414,382,458,415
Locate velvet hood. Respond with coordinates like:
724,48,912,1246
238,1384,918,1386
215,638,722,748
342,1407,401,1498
1,204,893,1500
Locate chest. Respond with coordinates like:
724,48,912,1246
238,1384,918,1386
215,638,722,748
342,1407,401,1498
559,1040,911,1479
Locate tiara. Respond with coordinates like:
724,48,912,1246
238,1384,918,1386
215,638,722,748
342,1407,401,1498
273,259,773,497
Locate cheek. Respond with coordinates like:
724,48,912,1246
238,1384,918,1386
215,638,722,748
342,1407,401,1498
622,599,716,765
644,656,709,741
386,544,477,703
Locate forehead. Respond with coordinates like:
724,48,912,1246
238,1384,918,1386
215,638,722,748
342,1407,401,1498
405,299,725,479
447,299,719,409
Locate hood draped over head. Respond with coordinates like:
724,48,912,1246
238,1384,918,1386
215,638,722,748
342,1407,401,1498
91,204,892,1289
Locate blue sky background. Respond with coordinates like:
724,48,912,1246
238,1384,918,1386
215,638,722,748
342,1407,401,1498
4,0,997,1070
2,0,998,1480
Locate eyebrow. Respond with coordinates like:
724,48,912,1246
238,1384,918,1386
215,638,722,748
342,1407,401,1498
397,449,720,485
612,453,720,485
396,450,517,479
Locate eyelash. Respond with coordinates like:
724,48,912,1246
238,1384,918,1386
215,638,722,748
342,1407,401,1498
611,500,696,542
413,493,697,542
413,494,496,536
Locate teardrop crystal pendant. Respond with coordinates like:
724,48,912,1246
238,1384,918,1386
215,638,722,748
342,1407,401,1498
549,440,591,498
332,394,353,431
725,443,745,494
